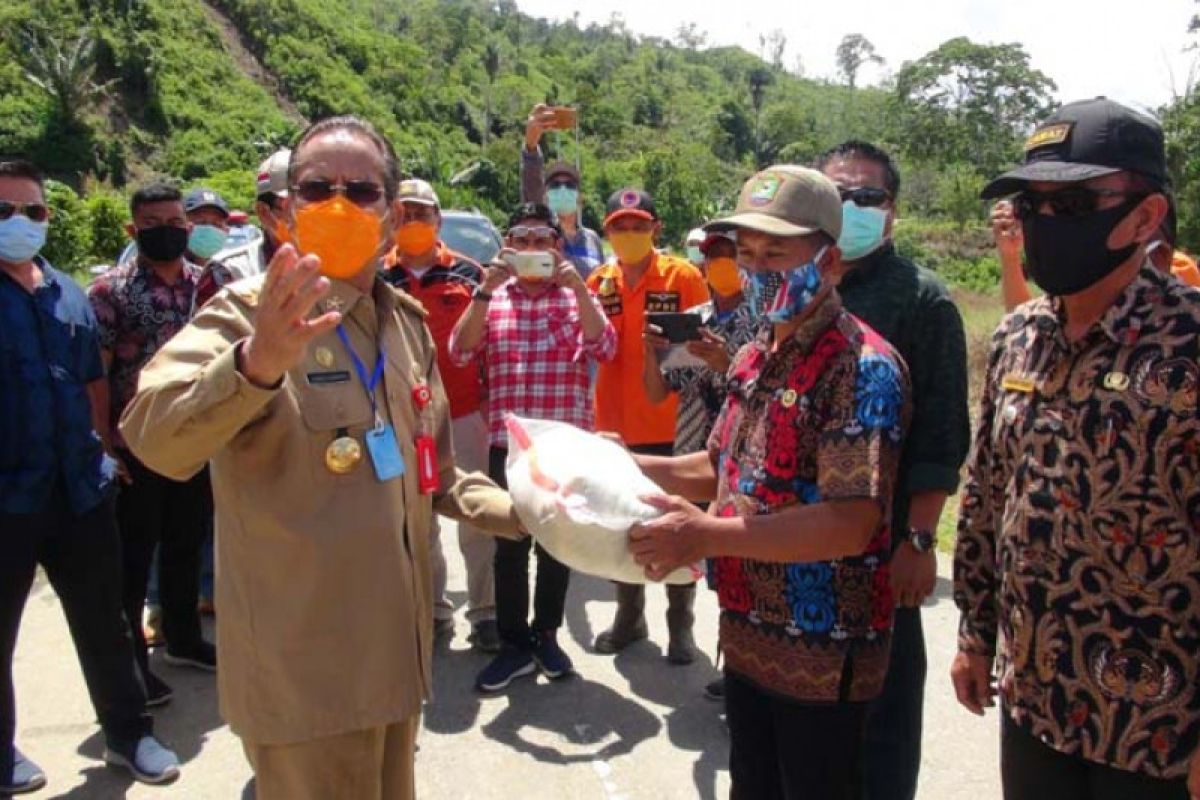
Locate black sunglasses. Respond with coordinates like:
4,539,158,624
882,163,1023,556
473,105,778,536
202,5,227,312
1012,187,1143,219
839,187,891,208
292,179,385,207
0,200,50,223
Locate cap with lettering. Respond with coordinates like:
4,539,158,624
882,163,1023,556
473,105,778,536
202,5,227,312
255,148,291,199
183,188,229,218
705,166,842,240
981,98,1167,199
398,178,440,208
603,188,658,227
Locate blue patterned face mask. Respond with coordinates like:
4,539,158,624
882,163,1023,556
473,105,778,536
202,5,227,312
746,246,828,323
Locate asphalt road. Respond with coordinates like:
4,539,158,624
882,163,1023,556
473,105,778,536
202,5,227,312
10,523,1001,799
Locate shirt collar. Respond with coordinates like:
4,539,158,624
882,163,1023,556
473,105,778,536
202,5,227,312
135,257,201,287
754,287,843,356
839,241,895,288
1042,263,1165,347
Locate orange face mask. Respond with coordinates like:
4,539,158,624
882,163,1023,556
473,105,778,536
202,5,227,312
706,256,743,297
394,221,438,257
272,219,291,246
292,196,384,280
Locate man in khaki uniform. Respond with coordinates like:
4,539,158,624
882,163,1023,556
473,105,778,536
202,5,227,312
119,116,523,799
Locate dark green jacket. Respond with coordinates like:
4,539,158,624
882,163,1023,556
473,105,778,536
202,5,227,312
839,243,970,540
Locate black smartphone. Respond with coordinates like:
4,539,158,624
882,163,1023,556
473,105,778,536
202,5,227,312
647,312,703,344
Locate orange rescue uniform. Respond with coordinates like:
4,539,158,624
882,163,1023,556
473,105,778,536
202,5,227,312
587,252,709,446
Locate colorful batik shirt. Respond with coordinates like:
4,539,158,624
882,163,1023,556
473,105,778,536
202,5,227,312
707,289,910,703
955,266,1200,778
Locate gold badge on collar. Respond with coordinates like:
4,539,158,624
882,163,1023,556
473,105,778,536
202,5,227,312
1001,373,1036,394
781,389,798,408
1103,371,1130,392
315,347,335,368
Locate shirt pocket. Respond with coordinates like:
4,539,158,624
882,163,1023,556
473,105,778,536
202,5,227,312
296,378,376,482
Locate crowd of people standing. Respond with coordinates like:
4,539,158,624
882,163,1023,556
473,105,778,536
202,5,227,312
2,93,1199,800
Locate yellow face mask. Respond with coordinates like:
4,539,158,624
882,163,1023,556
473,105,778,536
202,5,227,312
609,231,654,265
292,196,384,280
706,256,742,297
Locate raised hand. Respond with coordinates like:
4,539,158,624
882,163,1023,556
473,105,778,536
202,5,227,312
524,103,560,152
240,244,341,388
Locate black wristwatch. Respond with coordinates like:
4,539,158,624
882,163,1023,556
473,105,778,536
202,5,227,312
908,527,937,553
472,288,493,302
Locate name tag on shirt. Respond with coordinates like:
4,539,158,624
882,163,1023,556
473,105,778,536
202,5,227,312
365,423,406,482
1001,373,1036,394
307,370,352,385
646,292,681,313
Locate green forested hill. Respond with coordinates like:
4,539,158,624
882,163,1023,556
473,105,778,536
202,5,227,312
12,0,1198,283
0,0,896,236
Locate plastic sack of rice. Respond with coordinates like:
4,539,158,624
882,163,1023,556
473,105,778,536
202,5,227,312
504,414,702,585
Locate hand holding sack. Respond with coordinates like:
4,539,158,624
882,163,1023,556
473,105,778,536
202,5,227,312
504,414,703,585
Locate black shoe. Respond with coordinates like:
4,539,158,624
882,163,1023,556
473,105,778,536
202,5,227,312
703,677,725,702
475,645,537,693
433,617,455,643
468,620,502,654
163,640,216,672
145,672,174,709
532,631,573,680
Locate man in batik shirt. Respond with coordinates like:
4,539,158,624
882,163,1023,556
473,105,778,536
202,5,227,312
623,165,911,799
955,98,1200,799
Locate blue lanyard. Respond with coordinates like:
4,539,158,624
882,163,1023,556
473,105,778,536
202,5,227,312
335,325,385,422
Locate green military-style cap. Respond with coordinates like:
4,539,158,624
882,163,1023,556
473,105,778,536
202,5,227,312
706,165,843,241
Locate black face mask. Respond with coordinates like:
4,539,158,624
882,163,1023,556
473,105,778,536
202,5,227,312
1022,198,1142,296
137,225,189,263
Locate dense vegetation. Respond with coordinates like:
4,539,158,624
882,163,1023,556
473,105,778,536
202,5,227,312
3,0,1191,291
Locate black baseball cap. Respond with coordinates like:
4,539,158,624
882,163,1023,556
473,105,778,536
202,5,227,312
603,188,657,226
183,188,230,217
981,98,1167,199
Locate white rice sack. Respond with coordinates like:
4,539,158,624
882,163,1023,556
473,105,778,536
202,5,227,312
504,414,702,585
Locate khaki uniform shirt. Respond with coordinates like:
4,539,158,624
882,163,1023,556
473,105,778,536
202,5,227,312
120,275,521,745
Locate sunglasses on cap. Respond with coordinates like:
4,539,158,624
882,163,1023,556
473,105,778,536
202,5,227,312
839,187,891,208
0,200,50,223
292,179,385,207
1012,187,1145,220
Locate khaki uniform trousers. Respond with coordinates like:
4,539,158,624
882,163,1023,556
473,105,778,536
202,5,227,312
243,715,420,800
431,410,496,623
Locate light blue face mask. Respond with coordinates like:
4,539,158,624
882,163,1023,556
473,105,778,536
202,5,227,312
837,201,888,262
747,246,829,324
188,224,228,260
0,215,48,263
686,245,703,264
546,186,579,216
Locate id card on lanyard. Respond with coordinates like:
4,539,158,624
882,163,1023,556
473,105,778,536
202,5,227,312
336,325,405,482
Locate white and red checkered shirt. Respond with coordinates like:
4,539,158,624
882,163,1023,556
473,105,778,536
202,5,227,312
449,281,617,447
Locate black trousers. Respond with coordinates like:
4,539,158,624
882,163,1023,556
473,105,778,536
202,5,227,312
1,493,150,777
116,451,209,674
862,607,926,800
726,670,869,800
489,446,571,649
1001,714,1188,800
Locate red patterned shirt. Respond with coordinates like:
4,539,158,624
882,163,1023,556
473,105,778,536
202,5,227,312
707,290,911,704
449,280,617,447
88,260,202,436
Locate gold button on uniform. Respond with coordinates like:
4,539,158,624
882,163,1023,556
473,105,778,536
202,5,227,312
325,436,362,474
315,347,335,368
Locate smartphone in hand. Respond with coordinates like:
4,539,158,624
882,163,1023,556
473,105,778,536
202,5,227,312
646,312,703,344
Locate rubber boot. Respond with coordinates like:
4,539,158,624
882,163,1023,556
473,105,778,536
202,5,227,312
665,583,697,665
593,582,648,654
